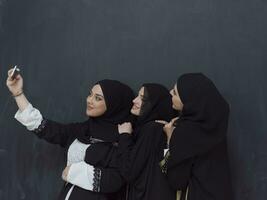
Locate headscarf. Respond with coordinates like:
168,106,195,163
169,73,230,166
136,83,175,127
76,80,134,167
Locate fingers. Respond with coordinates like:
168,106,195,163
6,76,16,85
7,68,17,82
164,122,173,129
8,68,14,76
62,166,70,181
7,69,14,81
170,117,179,125
155,120,168,125
172,117,179,121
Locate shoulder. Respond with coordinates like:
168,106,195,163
138,121,164,137
141,121,163,130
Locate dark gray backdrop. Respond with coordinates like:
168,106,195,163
0,0,266,199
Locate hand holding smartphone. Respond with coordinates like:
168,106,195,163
10,65,20,80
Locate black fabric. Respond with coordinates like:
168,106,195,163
118,84,176,200
33,80,134,200
167,73,233,200
169,73,230,163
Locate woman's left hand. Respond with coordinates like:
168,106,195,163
62,165,71,181
118,122,133,134
156,117,179,144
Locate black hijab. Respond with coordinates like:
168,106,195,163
75,79,135,167
169,73,230,166
121,84,176,200
77,79,135,144
136,83,175,127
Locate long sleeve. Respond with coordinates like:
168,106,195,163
67,161,125,193
117,122,158,183
67,161,99,191
14,103,86,148
15,103,43,130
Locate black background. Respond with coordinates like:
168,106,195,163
0,0,266,199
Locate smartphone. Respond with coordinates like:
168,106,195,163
10,65,20,80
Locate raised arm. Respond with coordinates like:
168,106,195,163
6,68,85,148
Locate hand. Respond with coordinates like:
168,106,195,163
156,117,179,144
6,68,23,96
62,165,71,182
118,122,133,134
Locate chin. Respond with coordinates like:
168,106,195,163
86,109,96,117
86,110,91,117
172,104,179,111
131,109,139,116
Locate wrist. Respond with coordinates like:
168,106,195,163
12,90,24,98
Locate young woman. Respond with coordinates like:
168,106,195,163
159,73,233,200
117,83,177,200
6,69,134,200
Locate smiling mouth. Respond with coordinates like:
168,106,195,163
87,105,94,110
132,105,140,110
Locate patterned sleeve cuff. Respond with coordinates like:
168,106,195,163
92,168,101,192
32,119,48,134
67,161,101,192
14,103,43,131
159,150,170,174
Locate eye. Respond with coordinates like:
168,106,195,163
95,96,102,101
141,96,148,102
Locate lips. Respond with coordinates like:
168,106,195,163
87,105,94,110
132,105,140,110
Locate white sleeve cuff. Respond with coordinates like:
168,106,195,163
14,103,43,131
67,162,95,191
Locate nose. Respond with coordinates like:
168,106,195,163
87,95,93,104
132,97,137,104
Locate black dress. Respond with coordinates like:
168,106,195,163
118,84,177,200
33,119,125,200
27,79,135,200
165,73,233,200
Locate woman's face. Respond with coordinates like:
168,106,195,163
170,84,184,111
86,84,107,117
131,87,145,116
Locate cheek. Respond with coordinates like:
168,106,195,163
96,102,106,112
89,102,106,116
134,98,141,106
136,101,141,108
172,96,179,106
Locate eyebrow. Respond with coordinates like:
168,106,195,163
95,93,104,98
90,90,104,98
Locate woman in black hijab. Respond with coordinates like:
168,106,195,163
6,68,134,200
117,83,177,200
158,73,233,200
